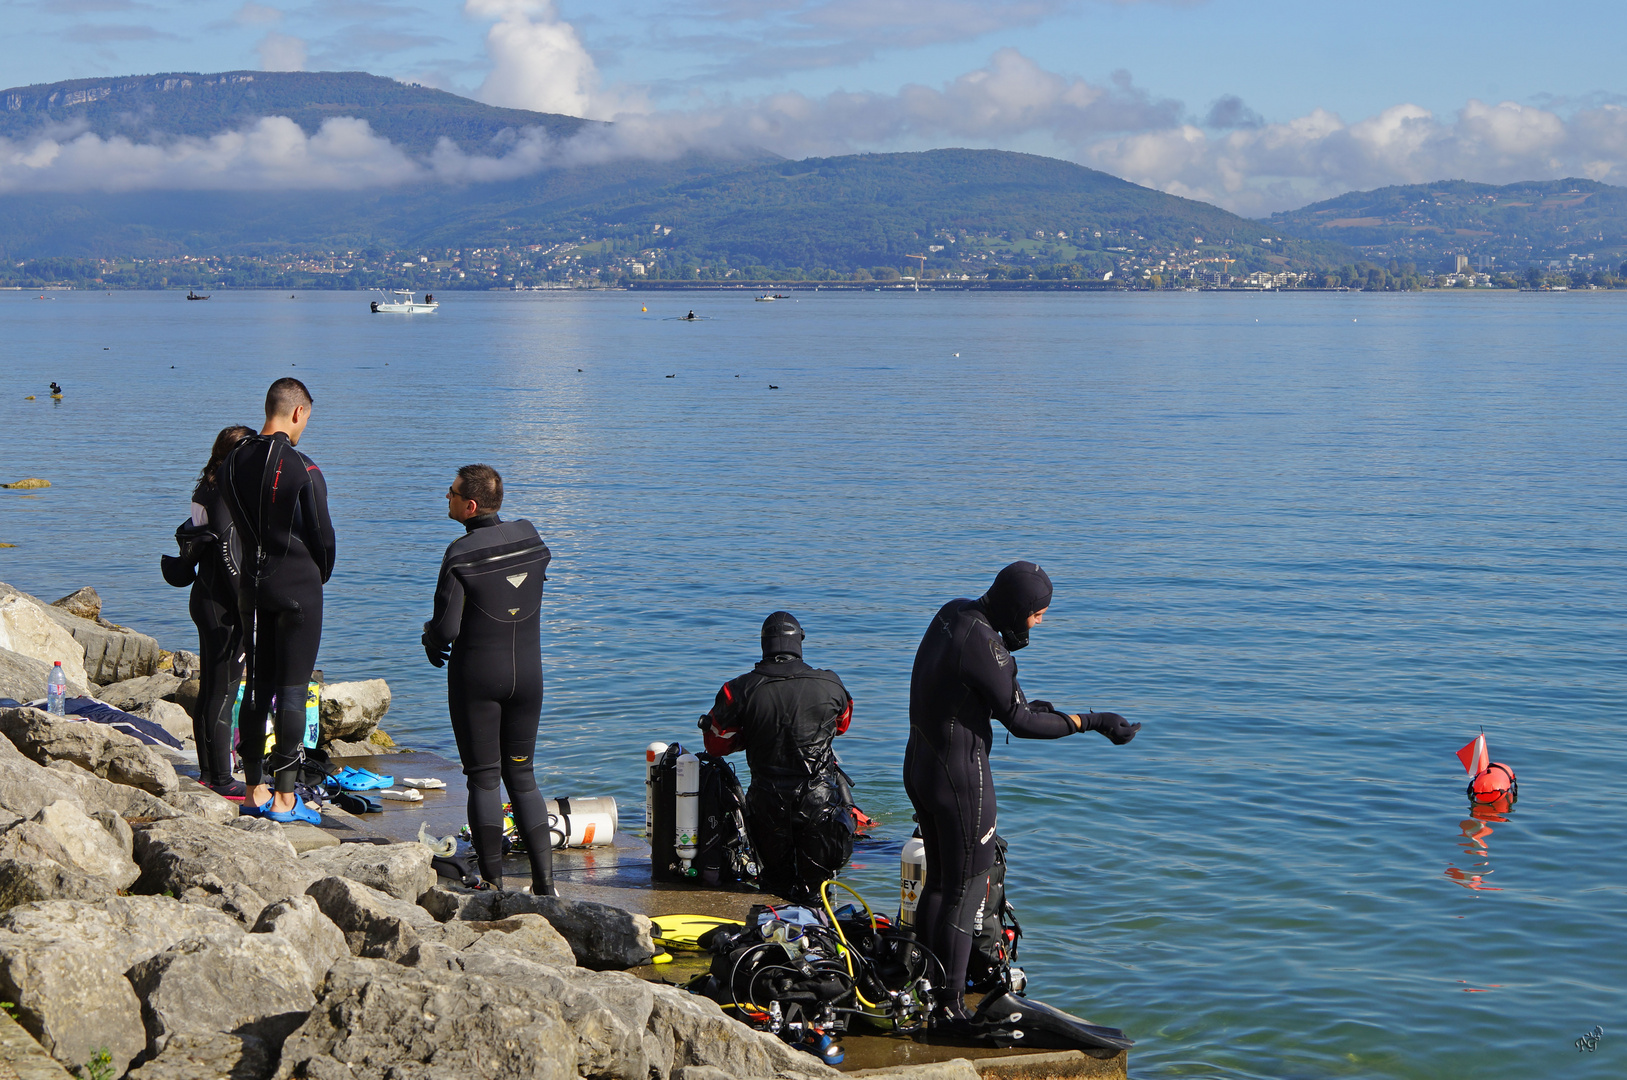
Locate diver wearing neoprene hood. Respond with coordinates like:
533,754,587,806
700,611,857,900
905,561,1140,1024
423,464,557,895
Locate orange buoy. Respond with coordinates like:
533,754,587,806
1468,762,1517,807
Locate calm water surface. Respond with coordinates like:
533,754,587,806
2,289,1623,1079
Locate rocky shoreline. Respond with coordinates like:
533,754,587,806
0,580,967,1080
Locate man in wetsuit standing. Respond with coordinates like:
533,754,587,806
906,561,1140,1025
222,378,336,823
700,612,856,900
423,464,557,895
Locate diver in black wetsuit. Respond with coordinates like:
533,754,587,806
221,378,336,823
699,612,856,900
184,425,253,799
422,464,557,895
905,561,1140,1024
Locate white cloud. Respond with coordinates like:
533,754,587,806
464,0,602,118
258,31,308,70
0,117,417,193
1090,99,1627,215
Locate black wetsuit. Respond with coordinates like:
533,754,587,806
702,656,855,899
423,514,554,893
221,432,336,793
905,595,1078,1017
188,479,243,789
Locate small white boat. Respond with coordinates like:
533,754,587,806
370,289,439,314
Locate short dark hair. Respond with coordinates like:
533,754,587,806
265,377,313,419
456,464,503,512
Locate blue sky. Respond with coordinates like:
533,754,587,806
4,0,1626,213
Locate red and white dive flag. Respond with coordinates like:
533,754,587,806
1457,734,1489,776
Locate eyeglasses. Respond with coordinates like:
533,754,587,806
447,487,467,500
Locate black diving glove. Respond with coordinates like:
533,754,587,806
422,633,450,668
1083,712,1141,745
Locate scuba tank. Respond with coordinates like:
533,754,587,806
675,751,700,874
898,834,927,925
645,742,668,836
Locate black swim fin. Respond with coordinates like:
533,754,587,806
973,991,1134,1052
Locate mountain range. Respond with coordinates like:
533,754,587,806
3,70,1624,281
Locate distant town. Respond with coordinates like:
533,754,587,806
7,237,1625,292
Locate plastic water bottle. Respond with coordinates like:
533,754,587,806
46,662,67,715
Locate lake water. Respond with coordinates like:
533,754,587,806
2,288,1623,1079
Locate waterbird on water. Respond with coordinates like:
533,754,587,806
768,384,779,390
666,374,675,378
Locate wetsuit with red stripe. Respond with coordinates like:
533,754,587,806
221,431,335,793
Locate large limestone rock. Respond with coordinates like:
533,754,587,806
0,735,94,824
96,673,184,713
498,893,656,971
132,698,193,743
132,816,314,903
317,679,391,743
277,951,836,1080
0,924,147,1074
646,980,837,1080
48,587,101,622
277,957,579,1080
420,885,657,970
161,781,238,824
461,913,576,968
0,583,162,685
0,1005,77,1080
128,898,345,1060
0,647,54,704
20,799,138,888
298,841,435,902
0,895,244,1076
45,760,185,823
0,595,88,692
0,706,179,795
127,1033,275,1080
0,857,117,909
306,875,441,961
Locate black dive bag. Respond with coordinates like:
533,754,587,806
649,743,759,884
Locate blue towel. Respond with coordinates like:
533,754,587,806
62,697,186,750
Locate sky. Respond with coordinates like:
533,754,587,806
3,0,1627,215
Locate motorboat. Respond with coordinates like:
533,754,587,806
754,294,775,301
186,290,210,300
370,290,439,314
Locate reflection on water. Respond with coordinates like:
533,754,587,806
1444,801,1513,892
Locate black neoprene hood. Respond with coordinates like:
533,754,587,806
761,610,805,660
980,561,1054,651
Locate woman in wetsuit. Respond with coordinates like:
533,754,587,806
905,561,1140,1024
186,425,254,799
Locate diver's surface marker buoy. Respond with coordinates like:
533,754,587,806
1457,732,1517,808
